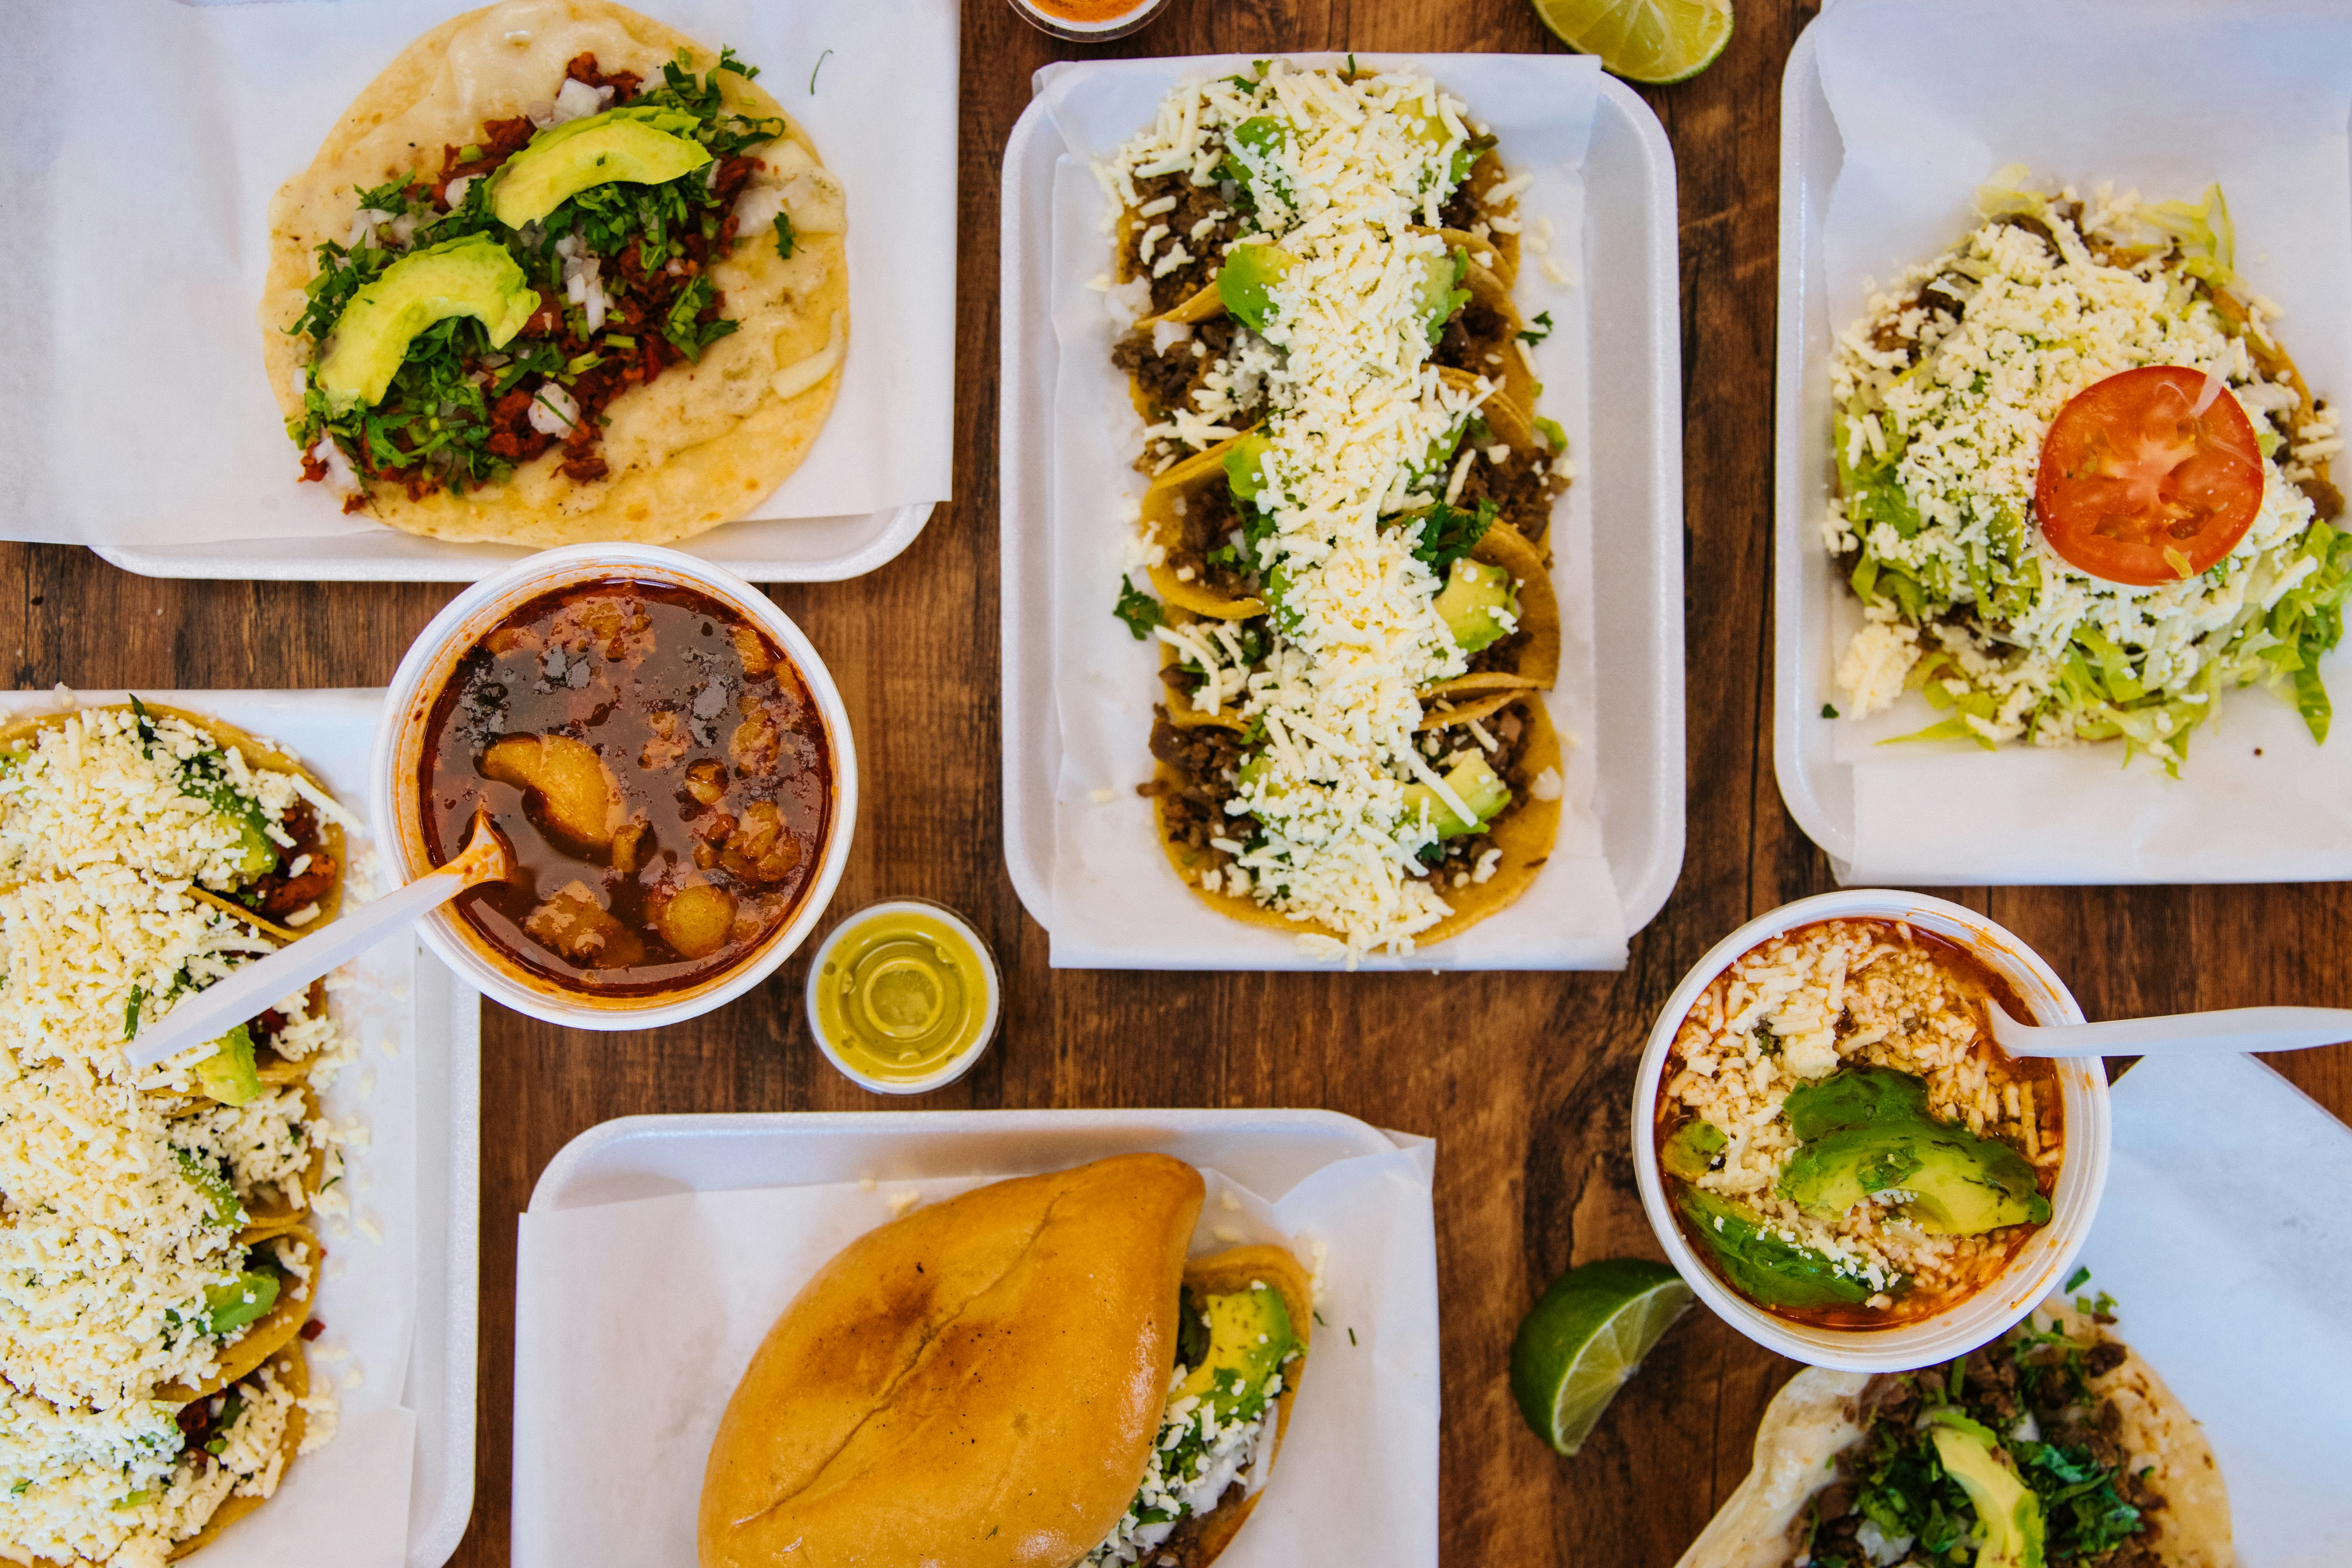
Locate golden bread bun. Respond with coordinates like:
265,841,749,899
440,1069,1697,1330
698,1153,1207,1568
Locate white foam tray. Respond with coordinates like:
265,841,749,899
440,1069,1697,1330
93,503,933,584
998,65,1686,952
0,687,479,1568
1771,21,1864,867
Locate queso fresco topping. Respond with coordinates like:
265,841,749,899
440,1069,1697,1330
1657,918,2061,1329
284,50,794,509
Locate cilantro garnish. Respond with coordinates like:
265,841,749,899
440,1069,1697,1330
123,984,145,1041
2064,1265,2090,1292
774,210,798,261
1517,309,1554,346
1114,581,1163,640
1409,498,1496,581
663,274,741,363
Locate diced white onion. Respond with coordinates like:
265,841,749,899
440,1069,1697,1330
583,266,606,333
549,78,611,125
526,99,556,129
444,175,475,209
386,212,420,247
527,382,580,436
731,181,784,235
307,439,358,494
344,207,396,248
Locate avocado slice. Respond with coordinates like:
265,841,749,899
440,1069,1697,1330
1411,246,1470,343
193,1024,262,1108
1432,556,1517,653
314,233,540,412
1660,1119,1726,1182
1927,1410,2046,1568
1223,432,1275,505
1175,1282,1295,1420
203,1263,281,1338
1400,753,1510,839
1777,1067,2051,1235
488,106,712,229
1217,244,1295,331
1674,1186,1879,1310
174,1149,245,1230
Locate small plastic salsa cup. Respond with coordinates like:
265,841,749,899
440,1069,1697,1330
805,899,999,1094
1003,0,1170,42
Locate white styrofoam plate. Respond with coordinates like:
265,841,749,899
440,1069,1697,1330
998,64,1685,958
93,504,933,584
0,688,479,1568
514,1109,1440,1567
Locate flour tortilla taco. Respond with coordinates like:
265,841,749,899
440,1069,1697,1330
260,0,849,546
1679,1293,2230,1568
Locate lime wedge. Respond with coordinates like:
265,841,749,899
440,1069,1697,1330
1509,1258,1693,1455
1529,0,1735,85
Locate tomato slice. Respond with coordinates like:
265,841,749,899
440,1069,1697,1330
2034,365,2265,586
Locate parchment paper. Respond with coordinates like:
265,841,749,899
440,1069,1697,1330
511,1138,1440,1568
1033,56,1629,970
2075,1051,2352,1567
0,689,419,1568
0,0,954,550
1810,0,2352,885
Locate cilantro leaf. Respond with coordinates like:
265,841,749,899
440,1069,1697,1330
1409,498,1496,582
773,210,798,260
1517,309,1554,346
1114,581,1163,640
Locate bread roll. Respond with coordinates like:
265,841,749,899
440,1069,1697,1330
698,1153,1207,1568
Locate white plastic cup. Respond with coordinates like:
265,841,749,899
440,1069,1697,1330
803,899,1001,1095
370,543,857,1031
1632,889,2111,1371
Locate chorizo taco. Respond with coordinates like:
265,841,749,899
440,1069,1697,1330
260,0,849,546
1679,1293,2230,1568
163,1344,312,1563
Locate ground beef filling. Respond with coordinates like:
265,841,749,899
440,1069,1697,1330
240,802,338,922
1125,171,1244,314
1163,483,1255,600
1463,622,1532,678
1112,318,1244,422
1141,714,1258,870
1432,299,1514,381
1454,447,1564,541
321,52,752,501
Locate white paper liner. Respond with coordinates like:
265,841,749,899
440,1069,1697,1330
0,689,419,1568
1031,55,1627,970
0,0,954,551
2075,1051,2352,1565
511,1138,1439,1568
1807,0,2352,884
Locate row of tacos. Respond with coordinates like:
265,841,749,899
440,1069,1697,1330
0,703,357,1565
1104,61,1579,957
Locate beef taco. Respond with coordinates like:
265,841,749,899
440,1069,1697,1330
260,0,848,546
1679,1294,2230,1568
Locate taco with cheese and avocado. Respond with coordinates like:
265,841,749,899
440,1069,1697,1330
1679,1292,2230,1568
260,0,848,546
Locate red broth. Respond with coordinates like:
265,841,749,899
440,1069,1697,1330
419,581,832,995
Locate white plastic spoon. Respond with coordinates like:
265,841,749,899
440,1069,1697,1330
1987,1002,2352,1059
124,813,512,1073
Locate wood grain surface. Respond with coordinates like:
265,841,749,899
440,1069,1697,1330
4,2,2348,1564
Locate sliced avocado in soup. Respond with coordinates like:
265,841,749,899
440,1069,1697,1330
203,1264,281,1338
1675,1185,1879,1310
1660,1119,1726,1182
488,107,712,229
1433,557,1517,653
1926,1411,2046,1568
1176,1282,1295,1419
193,1024,263,1108
1399,753,1510,839
1776,1067,2050,1235
1217,244,1295,331
314,234,540,412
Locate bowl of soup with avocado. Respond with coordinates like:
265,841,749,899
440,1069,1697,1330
1633,891,2111,1371
373,544,855,1029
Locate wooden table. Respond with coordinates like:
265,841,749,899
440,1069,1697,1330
7,1,2348,1562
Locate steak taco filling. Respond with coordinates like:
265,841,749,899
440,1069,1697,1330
282,48,800,509
1102,60,1575,961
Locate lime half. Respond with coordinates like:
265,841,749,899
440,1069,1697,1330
1509,1258,1693,1455
1530,0,1734,85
